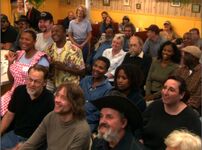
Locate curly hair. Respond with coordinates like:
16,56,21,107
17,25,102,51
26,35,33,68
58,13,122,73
157,40,181,64
56,83,86,119
76,5,87,18
165,129,201,150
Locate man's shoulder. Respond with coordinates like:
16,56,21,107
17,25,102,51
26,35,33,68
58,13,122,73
81,75,92,82
42,88,54,97
7,26,18,33
14,85,27,94
73,119,91,134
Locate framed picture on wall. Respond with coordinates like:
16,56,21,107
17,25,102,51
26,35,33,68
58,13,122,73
67,0,70,4
192,4,200,13
123,0,130,6
171,0,180,7
103,0,110,6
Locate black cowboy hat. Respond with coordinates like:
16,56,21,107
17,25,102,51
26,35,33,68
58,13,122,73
92,96,143,130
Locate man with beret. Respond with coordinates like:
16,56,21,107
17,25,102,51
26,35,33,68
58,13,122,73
1,14,18,50
91,96,146,150
143,24,166,58
174,46,202,115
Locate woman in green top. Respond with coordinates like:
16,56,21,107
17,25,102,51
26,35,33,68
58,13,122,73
145,41,181,101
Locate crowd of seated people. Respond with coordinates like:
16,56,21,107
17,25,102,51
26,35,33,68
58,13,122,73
1,5,202,150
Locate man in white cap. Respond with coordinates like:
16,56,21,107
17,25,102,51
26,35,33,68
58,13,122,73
91,96,146,150
174,46,201,115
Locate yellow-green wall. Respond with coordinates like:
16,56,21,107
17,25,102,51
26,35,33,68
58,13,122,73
1,0,201,37
1,0,12,21
90,9,201,37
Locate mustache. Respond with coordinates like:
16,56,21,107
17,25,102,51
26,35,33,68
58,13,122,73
98,123,110,129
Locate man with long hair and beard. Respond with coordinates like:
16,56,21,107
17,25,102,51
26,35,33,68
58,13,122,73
19,83,91,150
91,96,147,150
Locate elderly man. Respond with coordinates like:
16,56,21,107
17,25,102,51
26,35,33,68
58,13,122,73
143,24,166,58
19,83,91,150
80,56,112,132
122,35,152,94
91,96,145,150
189,28,202,50
0,65,54,150
102,35,126,81
174,46,201,115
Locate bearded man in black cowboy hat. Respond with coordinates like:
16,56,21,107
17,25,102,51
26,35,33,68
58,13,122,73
91,95,146,150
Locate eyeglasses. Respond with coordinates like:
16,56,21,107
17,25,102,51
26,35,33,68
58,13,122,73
27,77,43,85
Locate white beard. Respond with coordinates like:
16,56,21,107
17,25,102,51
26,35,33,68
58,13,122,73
97,128,119,143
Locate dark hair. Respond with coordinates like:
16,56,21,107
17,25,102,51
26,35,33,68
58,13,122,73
53,24,66,32
101,11,108,16
94,56,110,71
166,75,189,102
114,64,143,90
157,41,181,64
56,83,86,119
122,16,130,22
189,28,200,35
28,64,49,80
22,29,37,40
124,22,136,34
105,26,114,33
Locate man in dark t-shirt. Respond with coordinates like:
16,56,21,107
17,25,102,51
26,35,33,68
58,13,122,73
1,14,18,50
0,65,54,150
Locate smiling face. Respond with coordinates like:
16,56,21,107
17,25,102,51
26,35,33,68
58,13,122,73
19,32,35,51
26,69,46,98
76,6,85,18
112,38,122,51
51,25,66,43
54,87,73,115
162,44,174,61
38,19,53,32
116,69,130,91
98,108,127,142
92,60,107,79
161,79,184,106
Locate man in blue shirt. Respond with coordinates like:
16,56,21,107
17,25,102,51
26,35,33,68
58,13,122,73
80,56,112,132
143,24,166,58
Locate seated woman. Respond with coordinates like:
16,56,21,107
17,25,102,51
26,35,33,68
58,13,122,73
141,75,201,150
145,41,181,101
159,21,178,42
112,64,146,112
1,29,49,116
118,16,130,33
99,16,114,34
165,129,201,150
